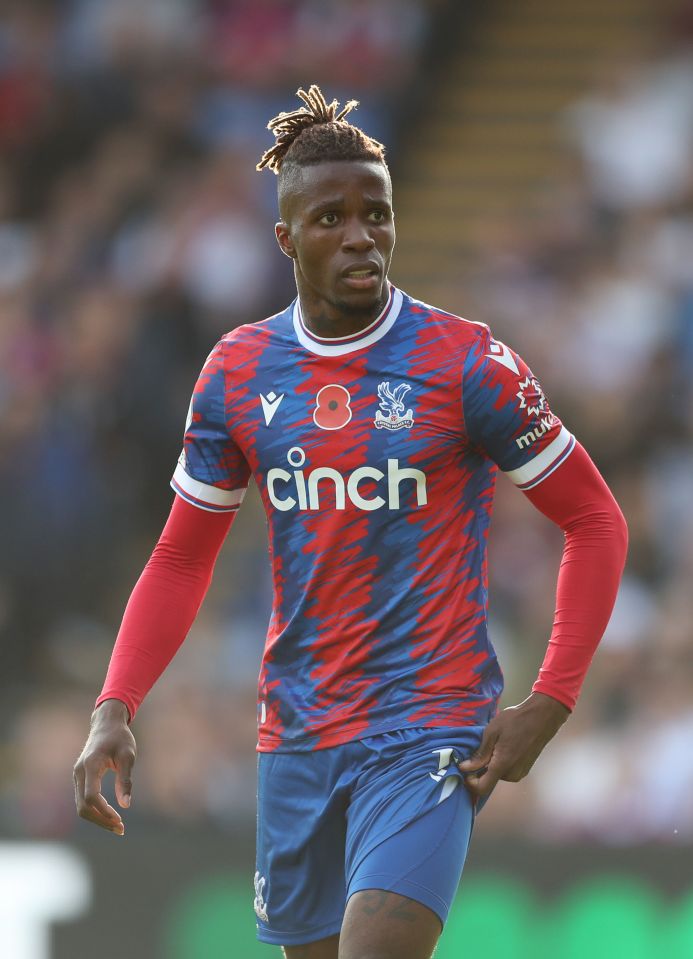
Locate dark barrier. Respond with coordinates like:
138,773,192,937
2,835,690,959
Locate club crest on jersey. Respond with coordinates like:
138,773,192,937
374,382,414,431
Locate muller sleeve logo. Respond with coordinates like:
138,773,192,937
374,381,414,430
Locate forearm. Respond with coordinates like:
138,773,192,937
524,442,628,710
96,553,212,721
96,496,234,721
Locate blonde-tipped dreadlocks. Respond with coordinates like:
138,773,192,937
257,84,386,176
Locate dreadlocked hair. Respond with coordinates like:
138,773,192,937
256,84,386,175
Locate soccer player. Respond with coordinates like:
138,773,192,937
74,86,628,959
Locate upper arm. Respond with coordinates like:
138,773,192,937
522,440,628,546
462,331,575,492
171,339,251,514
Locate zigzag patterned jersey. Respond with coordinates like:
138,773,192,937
172,286,575,751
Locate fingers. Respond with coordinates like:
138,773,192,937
457,725,502,801
84,761,124,834
457,724,498,775
462,760,502,800
73,755,125,835
74,719,136,835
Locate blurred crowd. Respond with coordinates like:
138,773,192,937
0,0,438,838
1,0,692,847
462,21,693,844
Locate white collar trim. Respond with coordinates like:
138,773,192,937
293,286,403,356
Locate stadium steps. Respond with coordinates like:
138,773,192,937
391,0,653,307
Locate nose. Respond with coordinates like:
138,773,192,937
342,218,376,252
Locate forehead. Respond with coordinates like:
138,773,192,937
282,161,392,216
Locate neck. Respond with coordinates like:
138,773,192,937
297,284,390,340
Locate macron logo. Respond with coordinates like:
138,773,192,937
486,340,519,375
260,391,284,426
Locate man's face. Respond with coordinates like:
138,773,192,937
275,160,395,322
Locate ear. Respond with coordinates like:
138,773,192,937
275,222,296,259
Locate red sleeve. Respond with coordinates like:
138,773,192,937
95,495,234,721
522,442,628,711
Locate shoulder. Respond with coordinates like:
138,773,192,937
210,304,295,364
220,303,295,349
400,290,492,353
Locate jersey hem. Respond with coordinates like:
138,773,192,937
256,712,494,753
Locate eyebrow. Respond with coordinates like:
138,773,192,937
306,194,391,215
306,197,346,214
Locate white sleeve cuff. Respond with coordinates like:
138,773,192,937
504,427,576,490
171,463,246,512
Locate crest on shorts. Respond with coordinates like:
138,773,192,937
253,871,269,922
374,381,414,430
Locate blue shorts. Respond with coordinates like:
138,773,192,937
254,725,485,947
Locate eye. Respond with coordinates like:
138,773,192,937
319,212,339,226
369,209,388,223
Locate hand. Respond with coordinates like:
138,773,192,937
458,692,570,801
73,699,136,836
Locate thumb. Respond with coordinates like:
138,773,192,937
115,751,135,809
457,727,498,773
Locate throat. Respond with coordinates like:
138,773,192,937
304,311,374,339
300,290,390,340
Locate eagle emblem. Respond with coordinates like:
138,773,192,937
374,381,415,430
253,871,269,922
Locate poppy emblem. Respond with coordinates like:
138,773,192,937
314,384,352,430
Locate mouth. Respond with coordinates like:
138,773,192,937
340,264,381,291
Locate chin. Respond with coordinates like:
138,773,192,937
336,285,387,315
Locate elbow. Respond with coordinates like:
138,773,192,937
564,494,629,570
600,491,628,571
614,502,629,569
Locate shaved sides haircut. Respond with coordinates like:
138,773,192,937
257,85,388,209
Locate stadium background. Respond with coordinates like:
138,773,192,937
0,0,692,956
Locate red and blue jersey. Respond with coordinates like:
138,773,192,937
172,286,575,751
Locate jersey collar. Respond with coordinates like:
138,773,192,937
293,284,403,356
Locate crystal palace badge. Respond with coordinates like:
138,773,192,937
374,381,414,430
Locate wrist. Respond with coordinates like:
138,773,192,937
92,698,131,726
523,691,570,723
